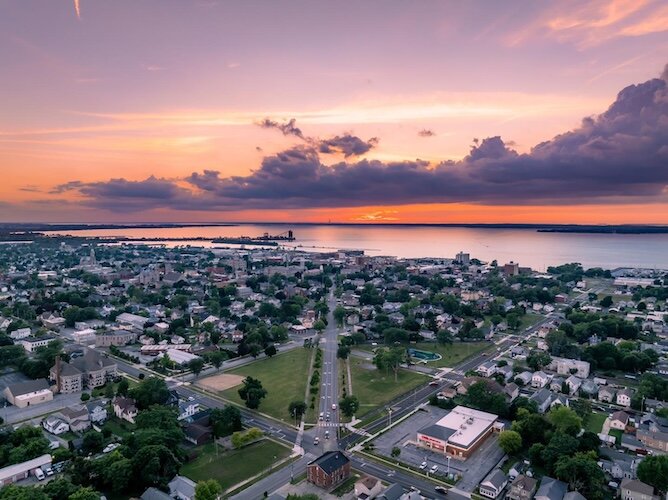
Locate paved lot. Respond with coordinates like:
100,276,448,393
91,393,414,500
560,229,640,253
371,405,505,491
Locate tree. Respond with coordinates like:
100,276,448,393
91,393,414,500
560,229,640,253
188,358,205,377
436,330,453,345
195,479,223,500
130,377,170,409
464,381,509,417
210,406,242,438
569,398,592,425
547,406,582,436
527,351,551,371
264,345,277,358
554,452,605,500
69,487,102,500
391,447,401,458
116,378,129,396
0,485,49,499
248,343,262,358
205,350,228,370
238,377,267,409
314,319,326,333
131,445,180,489
337,345,351,360
81,430,104,455
339,395,360,418
498,430,522,455
599,296,613,308
373,347,405,382
333,306,346,327
637,455,668,494
289,401,307,420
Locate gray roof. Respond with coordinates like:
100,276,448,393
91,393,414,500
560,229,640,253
309,451,350,475
563,492,586,500
168,475,196,499
140,487,171,500
378,483,405,500
482,469,508,490
6,379,50,397
418,423,456,441
622,478,654,496
531,388,552,405
536,476,568,500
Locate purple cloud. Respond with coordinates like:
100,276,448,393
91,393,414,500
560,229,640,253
53,66,668,212
418,129,436,137
317,134,379,157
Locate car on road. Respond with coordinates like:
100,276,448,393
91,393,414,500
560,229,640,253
314,437,319,445
430,465,439,473
325,431,330,439
319,412,324,421
419,461,428,470
429,381,439,386
434,486,448,495
331,403,337,410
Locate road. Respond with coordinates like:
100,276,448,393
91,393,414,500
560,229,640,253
311,290,340,452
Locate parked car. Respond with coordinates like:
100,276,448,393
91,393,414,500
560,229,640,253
34,469,45,481
45,467,54,476
430,465,439,473
419,461,428,470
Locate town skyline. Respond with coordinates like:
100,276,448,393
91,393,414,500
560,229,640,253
2,1,668,223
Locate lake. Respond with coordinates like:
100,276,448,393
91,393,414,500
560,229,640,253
45,224,668,270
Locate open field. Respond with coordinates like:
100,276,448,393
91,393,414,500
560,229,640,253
181,439,291,491
221,348,311,422
409,342,491,368
586,411,607,433
349,357,427,417
196,373,245,392
519,312,544,330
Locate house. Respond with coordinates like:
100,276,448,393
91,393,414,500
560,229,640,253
579,379,599,397
307,451,351,489
3,379,53,408
617,388,633,407
610,411,630,431
535,476,567,500
19,335,57,353
354,475,383,499
113,396,138,424
177,401,199,421
563,493,586,500
497,365,514,382
40,312,66,330
531,388,553,414
505,382,520,401
168,475,197,500
140,487,172,500
183,412,213,445
636,427,668,452
377,483,406,500
507,475,538,500
86,402,107,424
549,377,564,393
479,469,508,499
620,478,658,500
531,371,550,388
599,386,616,403
57,405,91,432
9,328,31,340
43,416,69,435
0,454,52,486
477,361,497,377
565,375,582,395
515,371,533,386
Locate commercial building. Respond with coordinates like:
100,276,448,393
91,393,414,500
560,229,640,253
417,406,501,459
50,350,117,394
95,330,136,347
3,379,53,408
547,357,590,378
0,454,52,486
19,335,58,353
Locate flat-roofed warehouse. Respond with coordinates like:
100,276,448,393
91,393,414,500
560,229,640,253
417,405,502,459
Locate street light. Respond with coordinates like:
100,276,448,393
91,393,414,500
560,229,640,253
388,409,393,427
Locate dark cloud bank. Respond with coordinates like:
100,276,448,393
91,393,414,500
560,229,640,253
56,67,668,212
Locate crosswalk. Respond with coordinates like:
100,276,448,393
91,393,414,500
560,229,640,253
318,422,343,427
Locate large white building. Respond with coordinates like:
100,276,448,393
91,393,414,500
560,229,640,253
417,406,502,460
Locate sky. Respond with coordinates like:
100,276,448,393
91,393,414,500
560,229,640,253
1,0,668,224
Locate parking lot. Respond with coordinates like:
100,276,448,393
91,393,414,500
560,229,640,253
371,405,505,492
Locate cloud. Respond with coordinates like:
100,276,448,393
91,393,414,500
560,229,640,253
53,66,668,212
257,118,304,139
318,135,379,158
418,129,436,137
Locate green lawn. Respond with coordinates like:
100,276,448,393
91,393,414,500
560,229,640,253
518,312,544,330
221,348,311,422
408,342,491,368
102,416,135,439
349,357,427,417
181,440,291,491
608,429,623,445
586,411,607,434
